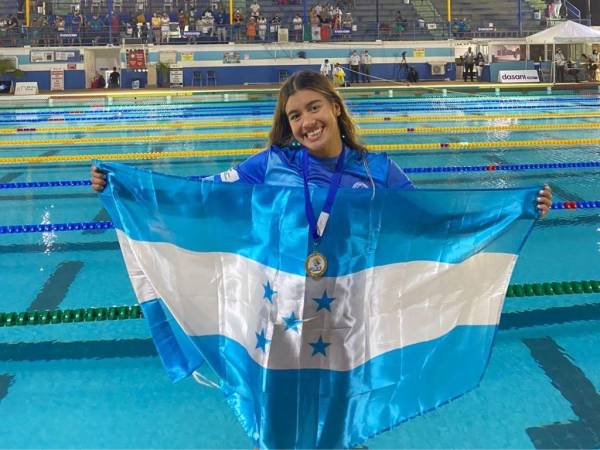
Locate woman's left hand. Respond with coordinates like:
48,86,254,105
537,184,552,219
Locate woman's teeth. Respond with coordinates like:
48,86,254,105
306,127,323,139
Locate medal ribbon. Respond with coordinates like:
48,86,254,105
301,147,346,242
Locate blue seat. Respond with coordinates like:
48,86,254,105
206,70,217,86
278,69,289,83
192,71,203,87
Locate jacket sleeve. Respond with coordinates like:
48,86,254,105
386,158,415,190
208,148,269,184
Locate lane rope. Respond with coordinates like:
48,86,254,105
3,123,600,147
2,138,600,164
2,279,600,327
3,111,600,131
1,200,598,234
2,161,600,191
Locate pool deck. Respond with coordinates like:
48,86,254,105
1,80,599,102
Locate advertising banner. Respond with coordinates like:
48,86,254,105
498,70,540,83
14,82,39,95
50,68,64,91
126,49,146,70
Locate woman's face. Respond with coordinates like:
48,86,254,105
284,89,342,158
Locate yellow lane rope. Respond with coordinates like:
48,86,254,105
3,122,600,147
2,138,600,165
2,111,600,135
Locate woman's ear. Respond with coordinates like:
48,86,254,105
333,102,341,117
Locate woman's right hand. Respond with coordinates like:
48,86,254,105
91,165,107,192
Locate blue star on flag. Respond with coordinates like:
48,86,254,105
263,281,277,304
309,336,331,356
313,290,336,312
282,312,303,332
255,329,271,352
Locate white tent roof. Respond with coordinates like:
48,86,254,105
526,20,600,44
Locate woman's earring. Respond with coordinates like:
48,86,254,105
290,139,302,149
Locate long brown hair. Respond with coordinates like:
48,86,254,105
268,70,367,153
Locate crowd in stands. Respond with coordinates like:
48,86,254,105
0,0,358,46
0,0,361,46
0,14,21,46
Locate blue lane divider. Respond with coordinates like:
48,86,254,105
0,202,598,234
403,161,600,174
0,180,92,190
5,96,600,119
2,162,599,191
0,221,113,234
3,104,600,124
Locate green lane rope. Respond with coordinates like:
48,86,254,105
506,280,600,297
1,280,599,327
0,305,142,327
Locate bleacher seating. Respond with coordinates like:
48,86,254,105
0,3,17,18
427,0,544,34
0,0,552,47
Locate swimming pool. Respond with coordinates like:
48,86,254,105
0,90,599,448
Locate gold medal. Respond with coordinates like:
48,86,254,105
305,251,327,279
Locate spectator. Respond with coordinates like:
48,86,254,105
320,58,333,79
348,50,360,84
55,15,65,40
309,8,320,41
214,7,227,42
400,51,408,72
92,71,106,88
591,48,599,80
378,22,390,39
394,12,406,35
475,52,485,80
151,13,161,44
39,17,54,46
270,15,281,41
134,12,145,38
333,62,346,87
89,13,104,45
71,10,83,44
292,14,302,42
554,48,566,82
125,21,133,39
246,17,257,42
320,13,331,42
257,15,267,41
233,9,244,42
407,66,419,83
463,46,475,81
110,12,120,42
360,50,372,83
549,0,562,19
178,9,188,31
160,13,170,44
249,1,261,19
342,12,352,39
108,67,120,88
565,60,580,82
202,9,215,37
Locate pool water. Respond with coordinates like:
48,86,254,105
0,91,599,449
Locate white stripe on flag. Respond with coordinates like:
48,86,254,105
117,230,515,371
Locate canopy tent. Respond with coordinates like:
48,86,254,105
525,20,600,44
525,21,600,82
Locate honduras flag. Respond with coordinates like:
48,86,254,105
98,161,537,449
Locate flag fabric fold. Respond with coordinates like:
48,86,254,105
98,161,538,449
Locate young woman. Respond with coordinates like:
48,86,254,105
91,71,552,214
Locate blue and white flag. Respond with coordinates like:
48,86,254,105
98,161,537,449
